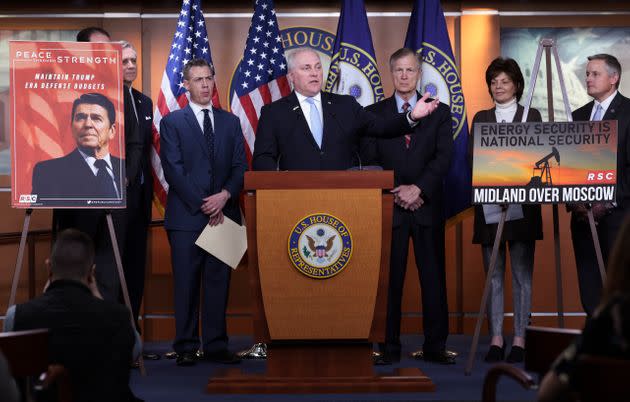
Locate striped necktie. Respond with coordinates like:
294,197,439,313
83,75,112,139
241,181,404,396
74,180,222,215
402,102,411,148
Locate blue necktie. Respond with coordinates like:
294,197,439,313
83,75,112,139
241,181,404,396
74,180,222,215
592,104,603,121
94,159,117,198
306,97,323,148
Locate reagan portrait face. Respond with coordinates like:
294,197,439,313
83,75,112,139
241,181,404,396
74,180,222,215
71,103,116,155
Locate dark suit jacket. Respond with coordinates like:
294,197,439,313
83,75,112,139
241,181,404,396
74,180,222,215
572,92,630,209
123,85,144,190
470,105,544,244
127,87,154,218
13,279,135,402
160,105,247,232
361,94,453,226
252,91,412,171
32,148,123,201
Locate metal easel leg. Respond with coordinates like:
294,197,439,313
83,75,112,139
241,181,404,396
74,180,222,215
105,211,147,376
9,209,33,307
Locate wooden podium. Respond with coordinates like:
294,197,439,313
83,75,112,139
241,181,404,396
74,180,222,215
207,171,434,393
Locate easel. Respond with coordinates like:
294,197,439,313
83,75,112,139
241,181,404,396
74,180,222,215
464,38,607,375
8,209,146,376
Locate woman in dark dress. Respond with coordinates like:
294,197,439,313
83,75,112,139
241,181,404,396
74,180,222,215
469,58,543,363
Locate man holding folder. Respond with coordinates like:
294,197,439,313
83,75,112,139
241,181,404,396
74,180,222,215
160,58,247,366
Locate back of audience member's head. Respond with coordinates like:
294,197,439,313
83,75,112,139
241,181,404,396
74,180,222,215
49,229,95,282
76,27,111,42
602,213,630,303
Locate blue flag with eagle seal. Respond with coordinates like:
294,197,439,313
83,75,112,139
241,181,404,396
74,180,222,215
324,0,384,107
405,0,471,223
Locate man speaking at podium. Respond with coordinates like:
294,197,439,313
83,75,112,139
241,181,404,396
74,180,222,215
252,47,439,171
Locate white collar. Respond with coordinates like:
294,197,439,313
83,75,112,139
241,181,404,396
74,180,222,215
295,91,322,104
594,90,618,111
394,92,418,111
189,101,213,116
78,148,112,167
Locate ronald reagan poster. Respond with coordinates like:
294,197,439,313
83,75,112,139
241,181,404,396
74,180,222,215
471,121,617,204
10,40,125,208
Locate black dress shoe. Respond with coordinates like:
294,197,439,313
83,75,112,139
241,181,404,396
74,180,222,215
204,350,241,364
372,353,392,366
423,350,456,365
142,352,161,360
176,352,198,366
506,346,525,363
484,344,505,363
164,351,178,359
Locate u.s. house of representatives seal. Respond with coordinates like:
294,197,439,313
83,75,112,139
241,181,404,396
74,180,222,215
415,43,466,140
288,213,353,279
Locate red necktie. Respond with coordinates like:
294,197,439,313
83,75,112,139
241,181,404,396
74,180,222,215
402,102,411,149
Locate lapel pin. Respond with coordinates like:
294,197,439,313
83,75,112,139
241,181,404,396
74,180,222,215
292,106,300,111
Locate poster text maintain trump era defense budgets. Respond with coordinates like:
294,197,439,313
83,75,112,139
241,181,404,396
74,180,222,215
10,41,125,209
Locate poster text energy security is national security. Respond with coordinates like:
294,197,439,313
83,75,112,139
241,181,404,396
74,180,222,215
471,121,617,204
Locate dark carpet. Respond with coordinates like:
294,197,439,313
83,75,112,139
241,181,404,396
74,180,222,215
130,335,537,402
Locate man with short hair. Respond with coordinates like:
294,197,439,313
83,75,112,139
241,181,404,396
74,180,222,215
76,26,111,42
361,48,454,364
160,58,247,366
570,53,630,315
252,47,440,171
4,229,141,402
120,40,154,331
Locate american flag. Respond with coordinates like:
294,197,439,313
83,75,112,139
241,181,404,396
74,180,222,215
230,0,291,163
151,0,220,214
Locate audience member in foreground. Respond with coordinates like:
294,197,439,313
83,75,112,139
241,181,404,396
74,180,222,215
538,213,630,401
3,229,142,402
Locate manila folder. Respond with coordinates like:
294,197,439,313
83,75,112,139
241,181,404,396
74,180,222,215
195,216,247,269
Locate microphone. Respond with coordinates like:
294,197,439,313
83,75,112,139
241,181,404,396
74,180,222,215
353,151,363,171
347,151,383,171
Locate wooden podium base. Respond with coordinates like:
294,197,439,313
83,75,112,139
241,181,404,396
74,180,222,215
207,343,435,394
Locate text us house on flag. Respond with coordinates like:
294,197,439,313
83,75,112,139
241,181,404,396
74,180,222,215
229,0,291,164
151,0,219,214
405,0,472,223
324,0,384,107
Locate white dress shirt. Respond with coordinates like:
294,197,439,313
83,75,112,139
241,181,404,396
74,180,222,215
188,101,215,132
590,90,618,121
78,149,120,198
